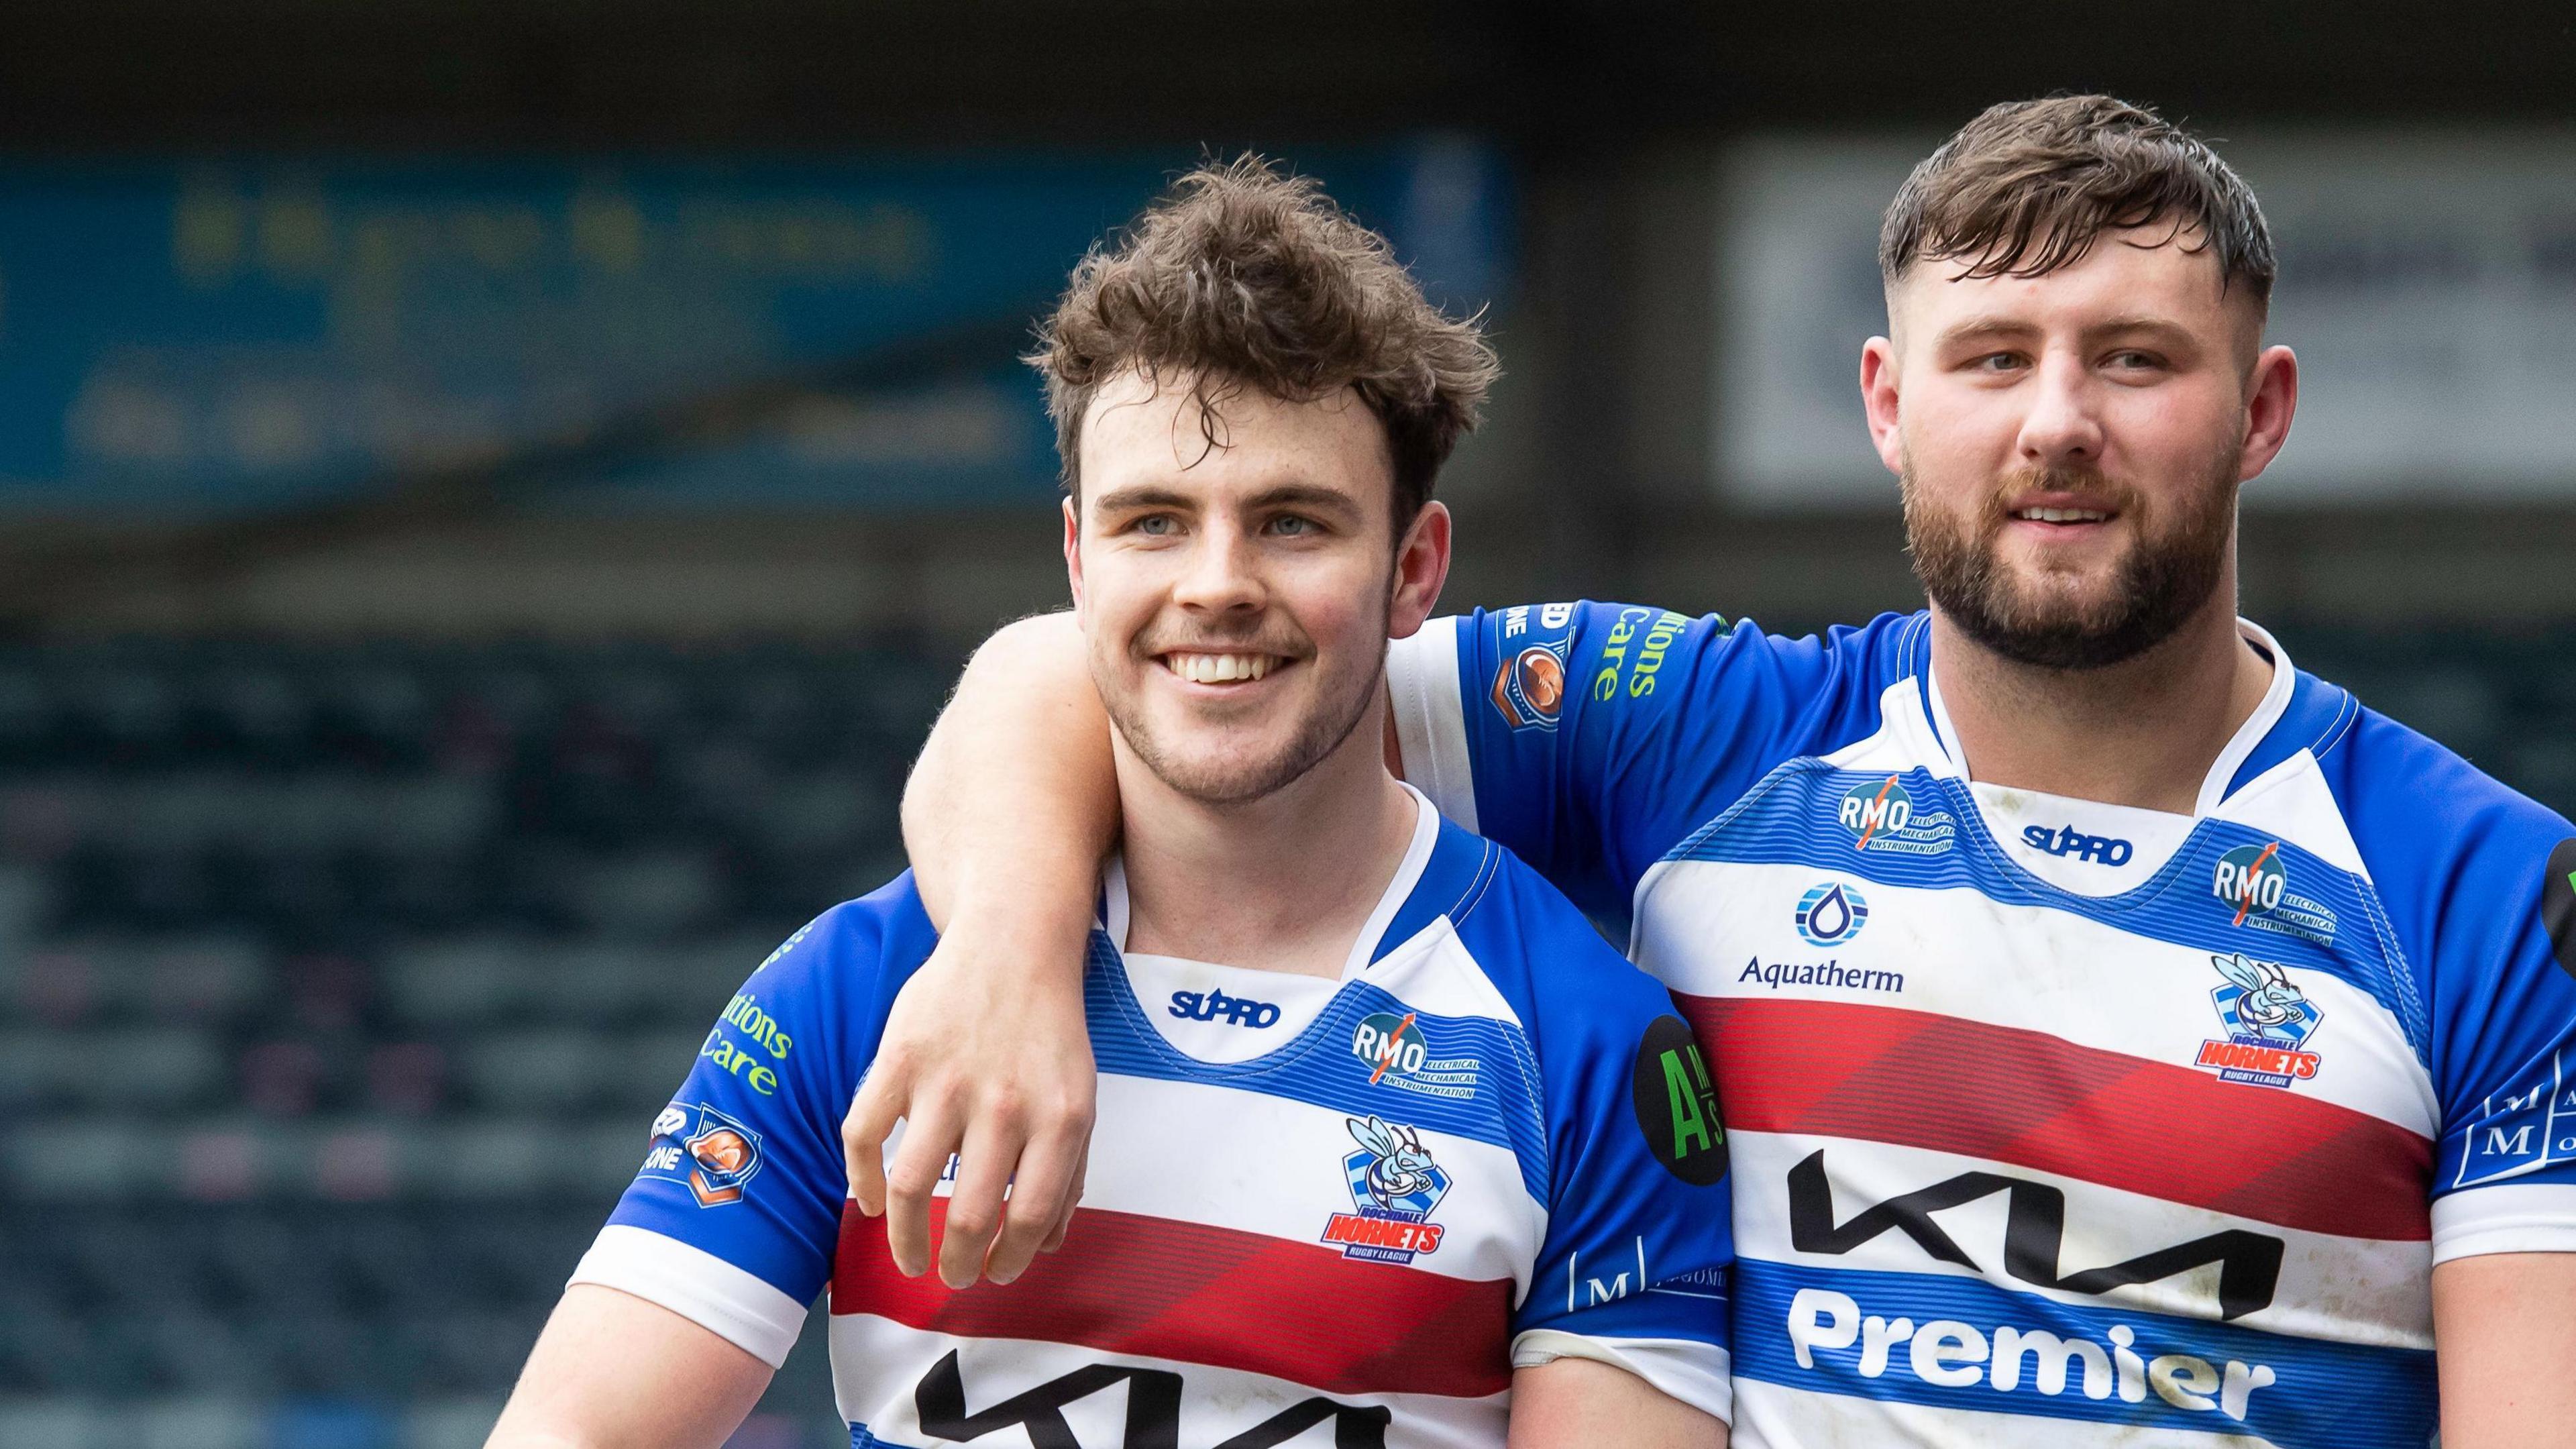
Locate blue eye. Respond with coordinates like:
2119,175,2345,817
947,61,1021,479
1270,515,1318,535
1135,515,1177,536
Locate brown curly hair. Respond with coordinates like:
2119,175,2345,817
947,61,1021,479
1882,95,2275,308
1028,155,1499,530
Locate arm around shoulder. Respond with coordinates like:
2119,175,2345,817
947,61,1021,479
848,609,1116,1289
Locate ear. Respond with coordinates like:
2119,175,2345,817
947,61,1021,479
1860,335,1906,477
2235,344,2300,484
1387,500,1452,640
1062,494,1087,617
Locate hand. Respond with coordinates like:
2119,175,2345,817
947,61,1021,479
842,919,1097,1288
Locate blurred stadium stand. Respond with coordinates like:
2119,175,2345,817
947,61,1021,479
0,637,946,1446
0,2,2571,1446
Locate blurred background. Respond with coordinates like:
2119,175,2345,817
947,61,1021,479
2,3,2573,1446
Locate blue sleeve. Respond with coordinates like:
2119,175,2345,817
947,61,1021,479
2422,821,2576,1232
1402,601,1898,925
1491,876,1735,1415
2341,715,2576,1258
574,878,930,1361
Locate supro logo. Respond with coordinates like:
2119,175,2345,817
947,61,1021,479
2022,823,2135,867
1168,987,1281,1029
1838,777,1913,846
2213,843,2288,924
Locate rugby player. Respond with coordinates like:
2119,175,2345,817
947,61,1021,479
859,99,2576,1447
486,160,1737,1449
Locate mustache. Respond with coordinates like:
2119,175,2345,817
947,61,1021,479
1978,465,2143,521
1132,627,1313,659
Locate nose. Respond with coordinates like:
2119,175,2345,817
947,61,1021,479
1169,519,1266,616
2014,350,2105,470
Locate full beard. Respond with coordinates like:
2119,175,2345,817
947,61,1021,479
1904,458,2239,672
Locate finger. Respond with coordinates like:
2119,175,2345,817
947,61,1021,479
938,1110,1027,1290
882,1097,962,1279
842,1070,905,1218
984,1122,1086,1285
1044,1146,1089,1253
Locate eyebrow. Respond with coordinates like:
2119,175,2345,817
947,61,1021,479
1088,481,1366,516
1932,314,2202,350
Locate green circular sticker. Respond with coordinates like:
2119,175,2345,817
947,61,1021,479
1631,1014,1727,1186
2546,839,2576,982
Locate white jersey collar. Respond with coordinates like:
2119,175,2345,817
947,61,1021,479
1923,618,2296,820
1102,781,1442,982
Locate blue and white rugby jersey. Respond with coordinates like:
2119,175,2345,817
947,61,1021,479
568,788,1736,1448
1387,602,2576,1449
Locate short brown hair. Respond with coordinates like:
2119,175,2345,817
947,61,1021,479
1882,95,2275,307
1029,156,1498,529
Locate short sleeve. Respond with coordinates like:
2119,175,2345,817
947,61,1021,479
2426,830,2576,1263
568,887,918,1365
1387,602,1876,926
1506,930,1737,1423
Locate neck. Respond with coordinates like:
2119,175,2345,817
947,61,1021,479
1931,580,2273,816
1117,690,1421,979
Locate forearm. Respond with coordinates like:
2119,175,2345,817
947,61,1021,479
904,610,1118,935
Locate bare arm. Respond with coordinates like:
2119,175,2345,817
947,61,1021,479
843,610,1117,1289
2434,1252,2576,1447
484,1286,773,1449
1507,1357,1726,1449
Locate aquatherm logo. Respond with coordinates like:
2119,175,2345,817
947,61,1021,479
1794,881,1870,947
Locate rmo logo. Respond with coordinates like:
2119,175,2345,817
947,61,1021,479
1352,1012,1428,1083
2213,843,2288,925
1838,777,1914,847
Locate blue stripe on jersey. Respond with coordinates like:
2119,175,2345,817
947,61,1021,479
1670,760,2432,1058
1083,932,1552,1203
1729,1258,2434,1448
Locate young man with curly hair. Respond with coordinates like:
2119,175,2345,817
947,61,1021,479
486,161,1737,1449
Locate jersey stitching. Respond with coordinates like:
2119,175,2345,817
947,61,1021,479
2307,683,2362,763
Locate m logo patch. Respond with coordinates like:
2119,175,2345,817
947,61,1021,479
1632,1015,1726,1185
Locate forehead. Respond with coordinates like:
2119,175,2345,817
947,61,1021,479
1077,368,1390,501
1890,223,2243,339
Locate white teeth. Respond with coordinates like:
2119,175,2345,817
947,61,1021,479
2017,507,2110,523
1167,653,1275,684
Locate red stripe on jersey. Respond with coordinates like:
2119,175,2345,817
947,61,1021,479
831,1200,1513,1399
1682,994,2433,1242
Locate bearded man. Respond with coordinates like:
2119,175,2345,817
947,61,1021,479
856,97,2576,1448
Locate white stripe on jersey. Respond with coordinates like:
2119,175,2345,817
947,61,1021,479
1049,1071,1544,1291
569,1224,808,1366
828,1310,1507,1449
1730,1374,2275,1449
1730,1131,2434,1349
1389,621,1479,835
1633,857,2440,1138
2431,1181,2576,1262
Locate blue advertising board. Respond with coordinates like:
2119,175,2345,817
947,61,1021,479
0,142,1509,512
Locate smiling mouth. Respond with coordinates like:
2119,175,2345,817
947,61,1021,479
1160,651,1286,684
2011,505,2113,524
